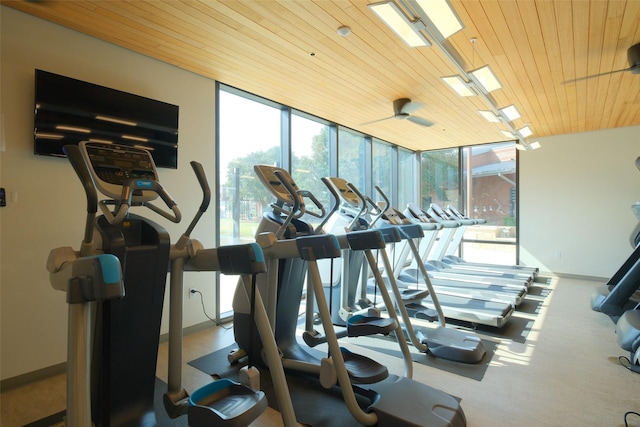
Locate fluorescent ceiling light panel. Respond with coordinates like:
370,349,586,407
500,105,520,121
529,141,541,150
414,0,464,39
478,110,501,123
369,1,431,47
470,65,502,93
518,125,533,138
441,75,475,96
500,130,515,138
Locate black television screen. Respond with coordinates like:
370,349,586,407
34,69,179,169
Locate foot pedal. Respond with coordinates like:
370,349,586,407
347,314,396,337
405,303,438,322
188,379,268,427
401,288,429,303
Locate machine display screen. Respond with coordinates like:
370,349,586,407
85,143,157,186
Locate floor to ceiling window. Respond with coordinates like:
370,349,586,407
371,139,394,205
215,84,518,320
217,86,281,316
337,128,367,194
291,112,331,227
397,147,416,209
420,142,518,265
461,142,517,264
420,147,460,208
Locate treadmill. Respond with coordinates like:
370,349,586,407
323,178,513,329
402,203,528,305
425,203,534,283
441,204,539,278
387,207,525,308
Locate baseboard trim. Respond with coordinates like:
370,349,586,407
158,319,221,343
1,320,224,392
0,362,66,393
545,271,608,282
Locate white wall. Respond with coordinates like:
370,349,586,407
1,7,219,381
519,126,639,277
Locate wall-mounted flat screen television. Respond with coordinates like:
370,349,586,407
34,69,179,169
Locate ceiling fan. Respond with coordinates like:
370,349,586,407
364,98,434,127
562,43,640,84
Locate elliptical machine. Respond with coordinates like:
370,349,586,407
48,142,269,427
592,156,640,373
232,164,467,427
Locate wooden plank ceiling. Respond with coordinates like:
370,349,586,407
4,0,640,151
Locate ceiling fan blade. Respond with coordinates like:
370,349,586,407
561,67,631,85
362,115,394,125
400,101,424,115
407,116,434,127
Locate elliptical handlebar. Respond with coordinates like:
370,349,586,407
190,161,212,214
63,145,98,250
252,165,325,235
297,190,325,219
344,182,367,231
174,161,211,250
99,179,182,225
272,169,301,239
347,183,387,228
315,177,341,233
136,179,182,224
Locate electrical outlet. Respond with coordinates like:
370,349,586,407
188,288,197,299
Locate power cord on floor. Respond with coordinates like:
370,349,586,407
191,289,232,330
624,411,639,427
